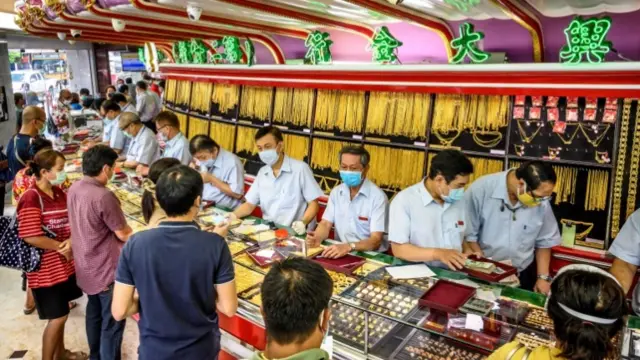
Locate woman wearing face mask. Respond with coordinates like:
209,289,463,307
463,161,560,293
141,157,181,228
17,149,85,360
189,134,244,209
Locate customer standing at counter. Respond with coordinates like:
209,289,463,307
112,165,237,360
7,106,46,179
118,112,159,175
189,135,244,209
307,145,388,258
141,158,181,228
156,111,191,165
388,150,473,270
231,126,323,232
68,146,133,360
609,208,640,304
463,161,560,293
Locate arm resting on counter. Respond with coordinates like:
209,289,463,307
233,202,257,220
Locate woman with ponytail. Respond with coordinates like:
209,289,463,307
489,264,626,360
16,149,85,360
141,157,181,228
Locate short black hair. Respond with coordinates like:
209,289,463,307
28,137,53,159
155,110,180,128
79,88,90,96
339,145,370,167
105,85,116,93
118,84,128,94
82,97,94,109
156,165,204,217
125,77,133,84
261,257,333,345
143,74,152,81
92,97,105,111
14,93,24,104
189,134,219,155
428,150,473,182
515,161,557,190
142,158,181,223
101,99,121,113
255,126,283,142
136,81,148,91
110,93,127,104
82,145,118,177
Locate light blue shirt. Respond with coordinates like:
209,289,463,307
245,155,323,227
464,170,561,271
609,209,640,267
103,118,116,143
121,102,137,115
201,148,244,209
136,91,160,123
322,179,388,251
389,181,466,257
162,132,191,165
126,126,159,165
104,115,129,153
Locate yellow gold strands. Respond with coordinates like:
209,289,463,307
611,99,633,238
188,118,209,140
472,130,503,148
365,145,424,189
432,130,462,148
212,83,240,114
174,112,188,134
553,166,578,206
365,92,431,139
236,126,259,155
209,121,235,152
239,86,272,121
175,81,192,107
430,153,503,187
273,88,314,128
315,90,365,132
165,79,177,103
625,105,640,219
190,82,213,113
311,138,349,172
585,169,609,211
282,134,309,162
432,94,509,133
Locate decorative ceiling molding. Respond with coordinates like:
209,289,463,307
32,22,188,43
130,0,310,40
26,25,170,48
489,0,545,62
85,3,286,64
214,0,375,39
525,0,640,18
342,0,455,60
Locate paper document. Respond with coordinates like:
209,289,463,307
385,264,436,279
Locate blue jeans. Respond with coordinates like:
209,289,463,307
86,284,126,360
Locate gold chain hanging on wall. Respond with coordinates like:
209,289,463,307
432,94,509,133
365,92,431,139
211,83,240,114
611,99,633,238
282,134,309,161
190,82,213,113
236,126,259,155
209,121,235,152
315,90,365,132
273,88,314,128
239,86,272,120
188,118,209,140
175,81,192,107
625,104,640,219
585,169,609,211
174,112,188,134
165,79,177,103
365,145,425,190
552,166,578,206
311,138,350,173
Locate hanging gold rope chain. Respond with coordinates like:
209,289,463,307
625,104,640,219
472,130,503,148
611,99,632,238
579,123,611,148
433,130,462,147
555,123,580,144
517,120,543,143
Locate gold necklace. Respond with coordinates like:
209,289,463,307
517,120,543,143
514,144,525,156
611,100,633,238
472,130,503,148
579,123,610,148
560,219,594,240
626,105,640,219
555,124,580,145
433,130,462,147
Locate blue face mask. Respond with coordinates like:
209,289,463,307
442,187,464,204
259,149,279,166
339,171,362,187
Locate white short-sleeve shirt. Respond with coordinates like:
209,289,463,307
201,148,245,209
126,126,159,165
162,132,191,165
244,155,323,227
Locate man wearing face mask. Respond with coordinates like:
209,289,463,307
389,150,473,271
156,111,191,165
307,146,388,258
111,92,137,115
83,100,130,155
118,112,160,175
463,161,560,294
7,106,46,179
251,257,332,360
189,135,244,209
232,126,323,232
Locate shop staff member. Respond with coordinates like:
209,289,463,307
190,135,244,209
232,126,323,232
609,209,640,309
307,146,388,258
156,111,191,165
389,150,473,270
111,93,137,115
119,112,160,175
463,161,560,294
85,100,129,154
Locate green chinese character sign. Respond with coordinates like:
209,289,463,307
244,38,255,66
304,31,333,65
445,0,480,12
190,39,208,64
450,23,490,64
368,26,402,64
560,16,612,64
211,36,245,64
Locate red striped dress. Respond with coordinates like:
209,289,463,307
17,186,76,289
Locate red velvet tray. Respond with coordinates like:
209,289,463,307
419,280,476,314
312,254,365,274
247,247,284,268
61,144,80,154
461,255,517,282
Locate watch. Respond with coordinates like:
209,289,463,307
537,274,553,282
349,243,356,251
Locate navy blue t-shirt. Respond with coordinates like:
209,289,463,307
6,134,32,181
116,221,235,360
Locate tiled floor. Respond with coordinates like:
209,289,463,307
0,267,140,359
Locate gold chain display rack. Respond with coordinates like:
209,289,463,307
585,169,609,211
236,126,259,155
240,86,272,121
210,121,235,152
315,90,365,133
190,82,213,113
188,118,209,140
212,83,240,114
611,99,633,238
175,80,191,107
625,104,640,220
273,88,314,128
366,92,431,139
282,134,309,161
165,79,177,104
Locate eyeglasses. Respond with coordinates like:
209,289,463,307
120,123,132,132
529,191,552,203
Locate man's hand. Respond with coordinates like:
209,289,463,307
321,243,351,259
534,279,551,295
306,230,321,248
213,222,230,238
291,221,306,236
57,239,73,261
435,249,468,271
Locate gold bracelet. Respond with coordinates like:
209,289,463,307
625,105,640,220
611,99,632,238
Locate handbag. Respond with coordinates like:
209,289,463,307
0,190,57,273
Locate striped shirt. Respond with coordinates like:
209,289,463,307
17,186,75,289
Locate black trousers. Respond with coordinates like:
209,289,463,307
518,259,538,291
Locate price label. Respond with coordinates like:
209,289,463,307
352,135,363,140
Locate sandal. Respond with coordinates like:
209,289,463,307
23,306,36,315
68,301,77,310
61,350,88,360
